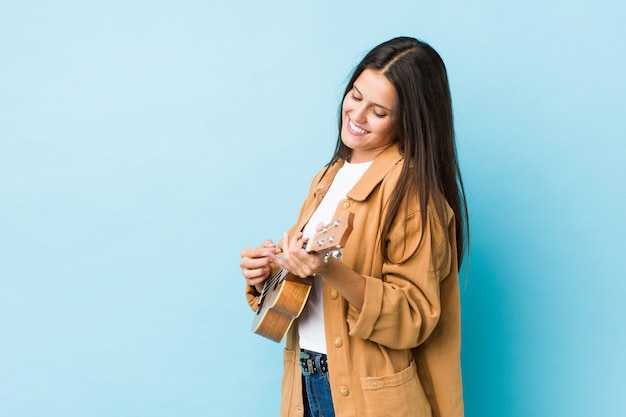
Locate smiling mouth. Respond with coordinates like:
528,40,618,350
347,118,368,135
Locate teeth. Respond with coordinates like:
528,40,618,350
349,120,367,134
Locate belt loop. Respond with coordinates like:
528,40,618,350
314,355,322,375
300,350,328,376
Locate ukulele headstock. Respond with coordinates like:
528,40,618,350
304,211,354,254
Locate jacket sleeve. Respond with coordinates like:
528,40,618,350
346,207,453,350
245,285,261,312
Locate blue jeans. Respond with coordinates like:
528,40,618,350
301,350,335,417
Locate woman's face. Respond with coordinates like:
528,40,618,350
341,68,397,163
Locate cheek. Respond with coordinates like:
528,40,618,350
373,118,394,137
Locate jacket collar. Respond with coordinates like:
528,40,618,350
315,144,404,202
348,144,403,201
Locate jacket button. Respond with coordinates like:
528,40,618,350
339,385,349,396
329,288,338,299
334,337,343,348
342,201,350,209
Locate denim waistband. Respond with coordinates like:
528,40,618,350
300,349,328,376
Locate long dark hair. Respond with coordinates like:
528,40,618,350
330,37,469,269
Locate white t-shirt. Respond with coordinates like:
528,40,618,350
298,160,372,353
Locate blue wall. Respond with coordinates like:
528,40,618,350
1,1,624,416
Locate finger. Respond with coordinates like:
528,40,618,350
240,246,278,261
271,252,289,275
299,235,310,253
240,247,264,259
259,240,281,255
288,232,305,251
240,256,271,271
242,265,270,280
261,240,277,249
246,275,268,287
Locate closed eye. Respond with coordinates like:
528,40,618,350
373,109,388,118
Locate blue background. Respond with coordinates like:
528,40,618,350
1,1,625,416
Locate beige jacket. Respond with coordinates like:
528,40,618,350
246,145,463,417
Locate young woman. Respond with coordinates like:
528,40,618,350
240,36,468,417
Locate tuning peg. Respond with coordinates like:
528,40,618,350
323,248,343,263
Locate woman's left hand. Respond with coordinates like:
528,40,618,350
272,225,366,310
271,230,328,278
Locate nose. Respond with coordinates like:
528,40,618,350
351,102,367,123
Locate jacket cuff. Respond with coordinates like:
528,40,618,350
245,284,261,311
347,275,383,338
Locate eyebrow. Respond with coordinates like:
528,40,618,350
353,84,393,112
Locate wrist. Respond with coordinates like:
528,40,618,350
318,254,340,276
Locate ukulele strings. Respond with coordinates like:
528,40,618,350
260,266,285,298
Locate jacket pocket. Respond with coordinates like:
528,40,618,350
360,360,431,417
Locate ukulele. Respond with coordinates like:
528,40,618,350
251,212,354,342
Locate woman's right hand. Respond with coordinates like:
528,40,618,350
240,240,281,291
